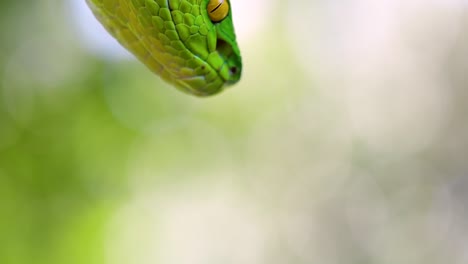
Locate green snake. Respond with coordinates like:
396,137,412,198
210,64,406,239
86,0,242,96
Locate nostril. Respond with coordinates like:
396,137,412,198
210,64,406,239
229,67,238,75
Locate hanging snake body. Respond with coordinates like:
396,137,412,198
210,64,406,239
86,0,242,96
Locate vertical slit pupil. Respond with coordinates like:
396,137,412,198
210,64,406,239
210,0,224,13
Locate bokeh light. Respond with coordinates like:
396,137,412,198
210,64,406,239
0,0,467,264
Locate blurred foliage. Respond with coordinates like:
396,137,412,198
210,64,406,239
0,1,132,263
1,1,468,264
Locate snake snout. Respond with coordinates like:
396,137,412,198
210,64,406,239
216,38,242,82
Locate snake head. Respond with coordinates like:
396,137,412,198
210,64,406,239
176,0,243,96
86,0,242,96
207,0,242,85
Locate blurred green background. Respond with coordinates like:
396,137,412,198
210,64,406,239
1,0,468,263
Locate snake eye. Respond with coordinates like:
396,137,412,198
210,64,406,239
207,0,229,23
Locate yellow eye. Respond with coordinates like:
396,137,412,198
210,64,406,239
207,0,229,23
